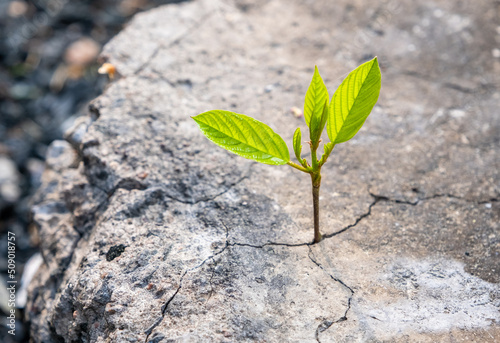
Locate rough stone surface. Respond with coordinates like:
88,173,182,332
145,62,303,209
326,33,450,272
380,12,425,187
27,0,499,342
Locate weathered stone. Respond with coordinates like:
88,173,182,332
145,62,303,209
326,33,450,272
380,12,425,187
27,0,499,342
45,140,79,172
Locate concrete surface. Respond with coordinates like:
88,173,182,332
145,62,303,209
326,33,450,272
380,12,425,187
26,0,499,342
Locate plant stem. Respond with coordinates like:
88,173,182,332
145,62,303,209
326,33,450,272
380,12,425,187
310,143,319,170
286,161,310,173
289,140,326,243
311,171,322,243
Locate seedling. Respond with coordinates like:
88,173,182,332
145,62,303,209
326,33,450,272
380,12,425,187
192,57,381,243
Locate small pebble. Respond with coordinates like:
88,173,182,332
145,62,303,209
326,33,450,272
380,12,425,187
64,37,101,66
0,156,21,203
8,1,28,17
290,106,303,118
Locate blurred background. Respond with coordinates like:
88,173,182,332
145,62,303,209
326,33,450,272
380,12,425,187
0,0,185,341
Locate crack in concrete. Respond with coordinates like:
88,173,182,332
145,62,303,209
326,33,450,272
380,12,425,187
144,69,231,90
230,241,312,248
143,218,359,342
149,171,250,205
324,197,380,239
308,247,354,343
144,220,231,342
322,190,498,242
187,169,252,205
134,10,216,76
85,161,251,208
143,248,230,342
369,191,499,206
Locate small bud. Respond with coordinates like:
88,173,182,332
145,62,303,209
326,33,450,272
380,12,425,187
98,63,116,79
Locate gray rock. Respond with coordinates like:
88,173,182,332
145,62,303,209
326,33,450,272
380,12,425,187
45,140,79,172
63,114,95,149
27,0,499,342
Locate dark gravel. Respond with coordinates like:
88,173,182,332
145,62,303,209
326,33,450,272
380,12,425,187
0,1,186,341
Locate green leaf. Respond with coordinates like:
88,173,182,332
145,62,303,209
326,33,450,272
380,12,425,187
192,110,290,165
293,127,302,162
304,66,329,135
323,142,335,157
310,99,328,146
327,57,381,144
319,141,335,166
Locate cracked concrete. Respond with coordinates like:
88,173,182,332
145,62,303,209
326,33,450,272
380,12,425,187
150,243,348,342
26,0,499,342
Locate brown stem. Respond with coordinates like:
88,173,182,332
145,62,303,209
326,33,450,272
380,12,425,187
311,172,322,243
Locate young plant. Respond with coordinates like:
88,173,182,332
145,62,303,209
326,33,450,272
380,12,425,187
192,57,381,243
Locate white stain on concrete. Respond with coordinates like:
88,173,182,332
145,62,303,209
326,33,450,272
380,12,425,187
359,258,499,337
